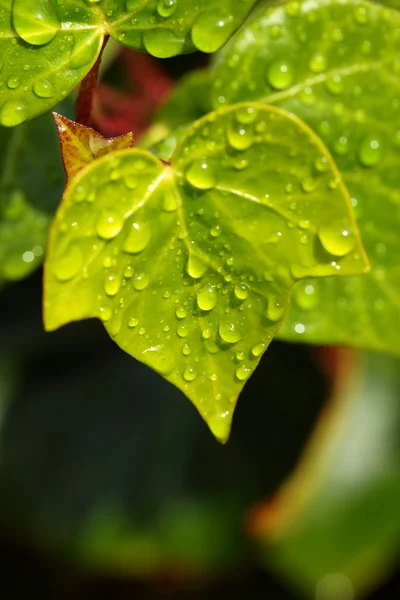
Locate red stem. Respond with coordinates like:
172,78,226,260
76,35,110,126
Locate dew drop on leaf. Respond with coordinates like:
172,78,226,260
0,100,28,127
123,222,151,253
185,159,216,189
13,0,60,46
219,320,242,344
104,274,120,296
183,366,197,382
234,283,249,300
358,136,382,168
33,79,55,98
132,272,149,291
318,221,356,256
197,283,217,310
265,299,285,322
157,0,177,18
186,254,208,278
267,59,294,90
96,210,123,239
236,364,251,381
191,11,234,53
251,343,266,358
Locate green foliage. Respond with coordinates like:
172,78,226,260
0,99,72,285
0,0,257,124
44,103,367,441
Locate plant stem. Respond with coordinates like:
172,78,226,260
76,36,110,126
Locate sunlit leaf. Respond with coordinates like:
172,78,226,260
0,99,72,285
0,0,104,125
44,103,367,441
248,351,400,598
211,0,400,354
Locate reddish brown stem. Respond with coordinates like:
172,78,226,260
76,35,110,126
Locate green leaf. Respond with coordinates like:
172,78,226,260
249,351,400,598
44,103,367,442
211,0,400,354
0,0,104,126
105,0,258,58
1,0,258,124
0,99,72,285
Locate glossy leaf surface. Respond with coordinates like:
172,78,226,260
211,0,400,354
0,0,104,126
105,0,258,58
44,104,367,441
1,0,258,124
249,351,400,598
0,100,72,286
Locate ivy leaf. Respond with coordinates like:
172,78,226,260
249,351,400,597
0,99,72,286
105,0,258,58
0,0,104,126
211,0,400,354
53,114,134,181
44,103,367,442
1,0,258,124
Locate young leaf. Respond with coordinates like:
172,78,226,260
248,351,400,598
0,0,104,126
44,103,368,442
211,0,400,355
105,0,258,58
0,100,72,286
53,114,134,181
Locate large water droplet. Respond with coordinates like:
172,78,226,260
358,136,382,168
0,100,28,127
191,11,234,53
33,79,55,98
186,159,216,189
251,343,266,358
197,283,217,310
133,272,149,291
183,366,197,382
265,298,285,322
236,365,251,381
234,283,249,300
104,273,120,296
267,59,294,90
186,254,208,279
219,320,242,344
123,222,151,253
52,246,83,281
318,221,356,256
227,122,254,151
157,0,177,17
13,0,60,46
96,210,123,239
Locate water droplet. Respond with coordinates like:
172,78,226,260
133,272,149,291
219,320,241,344
210,225,221,238
13,0,60,46
128,317,139,328
358,136,382,168
267,60,294,90
182,344,191,356
251,343,266,358
0,100,28,127
157,0,177,17
33,79,55,98
176,307,187,319
227,122,254,151
186,254,208,278
7,77,20,89
96,210,123,239
265,298,285,322
104,274,120,296
124,222,150,253
197,283,217,310
234,283,249,300
318,221,356,256
177,323,188,338
52,247,83,281
186,159,216,189
191,11,234,53
236,365,251,381
99,306,112,322
309,53,327,73
183,366,197,382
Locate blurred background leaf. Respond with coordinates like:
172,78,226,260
249,351,400,599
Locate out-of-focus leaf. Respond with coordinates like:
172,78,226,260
0,271,328,577
44,104,367,442
211,0,400,355
0,99,72,285
249,351,400,599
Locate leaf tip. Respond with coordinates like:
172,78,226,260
204,408,234,445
